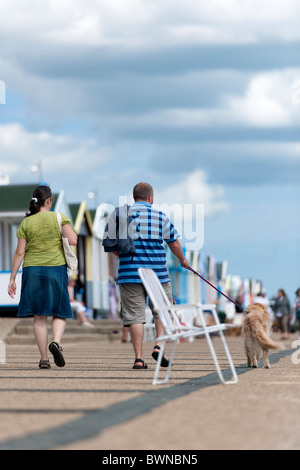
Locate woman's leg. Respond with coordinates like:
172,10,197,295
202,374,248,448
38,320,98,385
52,316,66,345
33,315,49,360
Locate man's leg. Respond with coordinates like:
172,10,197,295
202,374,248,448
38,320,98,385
154,317,164,349
151,281,173,344
129,323,144,365
151,282,174,366
119,283,147,368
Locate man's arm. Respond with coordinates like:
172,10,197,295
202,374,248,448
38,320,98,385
167,240,189,268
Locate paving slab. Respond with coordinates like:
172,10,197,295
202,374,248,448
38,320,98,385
0,331,298,450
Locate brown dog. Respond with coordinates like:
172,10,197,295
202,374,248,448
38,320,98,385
242,303,283,368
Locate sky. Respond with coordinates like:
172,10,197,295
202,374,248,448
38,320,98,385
0,0,299,301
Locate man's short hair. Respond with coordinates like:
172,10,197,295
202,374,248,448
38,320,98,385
133,182,154,201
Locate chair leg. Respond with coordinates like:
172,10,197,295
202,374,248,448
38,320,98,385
152,340,178,385
152,340,165,385
203,330,237,384
199,307,238,385
211,308,238,384
218,329,238,384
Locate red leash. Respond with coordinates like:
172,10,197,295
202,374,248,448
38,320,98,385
186,266,243,311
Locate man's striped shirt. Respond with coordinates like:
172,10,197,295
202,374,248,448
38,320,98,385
117,201,179,284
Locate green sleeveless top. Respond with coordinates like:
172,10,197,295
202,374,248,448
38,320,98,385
17,211,71,267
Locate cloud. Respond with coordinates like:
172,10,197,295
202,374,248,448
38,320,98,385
1,0,300,49
0,1,299,204
149,139,300,187
228,70,299,127
0,123,109,184
155,169,230,217
104,68,300,130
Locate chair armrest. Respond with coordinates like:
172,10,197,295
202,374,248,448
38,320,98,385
197,304,217,310
153,303,199,313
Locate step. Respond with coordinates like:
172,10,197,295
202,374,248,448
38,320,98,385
13,324,122,336
4,318,124,345
5,333,121,345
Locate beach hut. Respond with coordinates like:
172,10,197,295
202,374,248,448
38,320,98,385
0,183,72,313
69,201,95,311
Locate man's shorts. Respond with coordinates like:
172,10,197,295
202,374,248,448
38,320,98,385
119,282,173,326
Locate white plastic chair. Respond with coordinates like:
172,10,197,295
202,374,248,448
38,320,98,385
144,307,156,342
138,268,238,386
194,303,218,328
176,309,197,342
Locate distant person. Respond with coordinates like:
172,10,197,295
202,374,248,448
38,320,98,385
253,291,274,327
274,288,292,340
293,288,300,339
224,291,236,323
235,293,244,313
68,277,94,328
104,182,189,369
8,185,78,369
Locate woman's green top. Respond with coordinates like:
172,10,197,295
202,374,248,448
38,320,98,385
17,211,71,267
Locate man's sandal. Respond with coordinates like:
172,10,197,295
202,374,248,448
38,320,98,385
152,345,170,368
132,358,148,369
48,341,65,367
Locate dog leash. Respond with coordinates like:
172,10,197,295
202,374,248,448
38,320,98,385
186,265,244,311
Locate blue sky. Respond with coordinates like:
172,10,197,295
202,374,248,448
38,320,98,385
0,0,299,301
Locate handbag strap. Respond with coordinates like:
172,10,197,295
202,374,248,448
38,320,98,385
56,212,62,234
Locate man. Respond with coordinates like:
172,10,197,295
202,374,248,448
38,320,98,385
112,182,189,369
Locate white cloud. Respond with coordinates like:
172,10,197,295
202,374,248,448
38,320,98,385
228,70,299,127
0,0,300,49
155,169,230,217
0,123,109,182
150,169,230,249
98,68,300,132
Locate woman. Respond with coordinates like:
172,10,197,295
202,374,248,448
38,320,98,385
8,185,77,369
293,288,300,339
68,276,94,328
274,288,292,340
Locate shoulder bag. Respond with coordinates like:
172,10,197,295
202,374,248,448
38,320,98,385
56,212,78,271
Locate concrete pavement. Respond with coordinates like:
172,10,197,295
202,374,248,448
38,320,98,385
0,320,299,450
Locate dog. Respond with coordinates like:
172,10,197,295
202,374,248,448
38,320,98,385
242,303,283,368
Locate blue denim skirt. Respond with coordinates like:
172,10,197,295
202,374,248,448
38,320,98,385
18,265,73,318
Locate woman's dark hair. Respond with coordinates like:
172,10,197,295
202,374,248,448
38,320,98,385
26,185,53,217
278,288,286,297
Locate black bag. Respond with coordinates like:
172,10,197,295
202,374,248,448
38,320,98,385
102,204,135,256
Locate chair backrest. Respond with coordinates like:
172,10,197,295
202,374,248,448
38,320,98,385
138,268,182,334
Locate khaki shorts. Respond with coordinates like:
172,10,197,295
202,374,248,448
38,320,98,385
119,282,173,326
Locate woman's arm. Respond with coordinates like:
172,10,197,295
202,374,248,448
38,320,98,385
8,238,27,299
62,224,78,246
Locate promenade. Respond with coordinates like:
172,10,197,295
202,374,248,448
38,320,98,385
0,318,299,451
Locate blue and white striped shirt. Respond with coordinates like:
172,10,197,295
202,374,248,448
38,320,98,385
117,201,179,284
